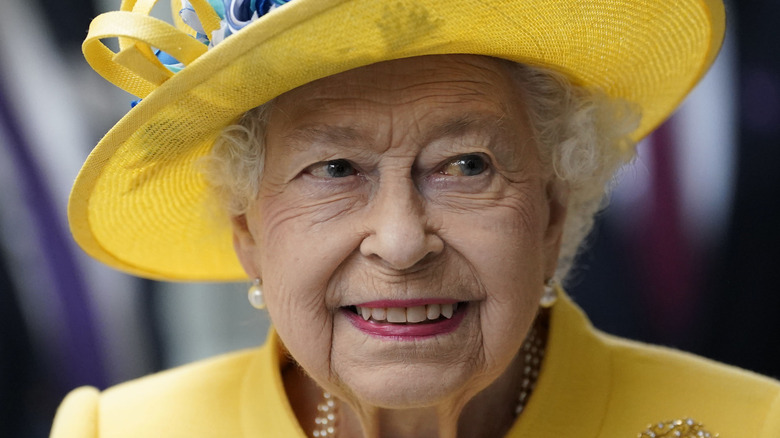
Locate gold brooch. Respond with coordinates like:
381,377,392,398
638,418,719,437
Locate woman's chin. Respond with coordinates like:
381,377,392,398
329,306,486,408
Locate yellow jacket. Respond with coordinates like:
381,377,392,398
51,293,780,437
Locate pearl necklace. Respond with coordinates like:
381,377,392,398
310,325,546,437
312,391,338,437
515,324,544,415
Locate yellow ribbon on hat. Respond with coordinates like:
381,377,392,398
170,0,223,38
82,0,221,98
185,0,224,36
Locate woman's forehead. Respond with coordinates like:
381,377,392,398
281,55,517,104
269,55,527,134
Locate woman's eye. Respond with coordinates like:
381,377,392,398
439,154,489,176
306,159,358,178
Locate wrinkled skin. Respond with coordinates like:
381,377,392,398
233,54,568,438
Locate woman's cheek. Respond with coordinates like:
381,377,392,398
271,175,370,222
257,191,370,301
437,188,547,292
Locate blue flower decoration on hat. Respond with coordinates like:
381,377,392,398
161,0,292,69
182,0,292,48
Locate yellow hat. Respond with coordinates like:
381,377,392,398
71,0,725,281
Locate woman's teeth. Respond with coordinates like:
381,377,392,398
355,303,460,323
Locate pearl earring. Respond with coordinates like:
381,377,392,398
540,278,558,308
248,278,265,309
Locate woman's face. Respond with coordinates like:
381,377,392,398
233,55,567,408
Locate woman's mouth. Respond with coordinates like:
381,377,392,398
351,302,460,323
342,301,469,339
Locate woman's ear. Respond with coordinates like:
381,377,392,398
232,213,260,279
543,179,569,277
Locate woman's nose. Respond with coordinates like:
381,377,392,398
359,177,443,270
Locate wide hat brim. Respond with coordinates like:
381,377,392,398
70,0,725,281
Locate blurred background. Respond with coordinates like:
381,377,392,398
1,0,778,436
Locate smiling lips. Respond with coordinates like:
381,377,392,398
355,303,459,323
344,300,468,339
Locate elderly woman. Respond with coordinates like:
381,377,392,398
53,0,779,437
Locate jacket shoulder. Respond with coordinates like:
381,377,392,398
51,387,100,438
600,332,780,437
51,349,260,438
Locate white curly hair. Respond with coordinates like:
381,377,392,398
204,60,640,283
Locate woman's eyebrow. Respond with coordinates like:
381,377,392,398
425,114,504,142
281,114,509,154
284,125,370,151
423,113,527,163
